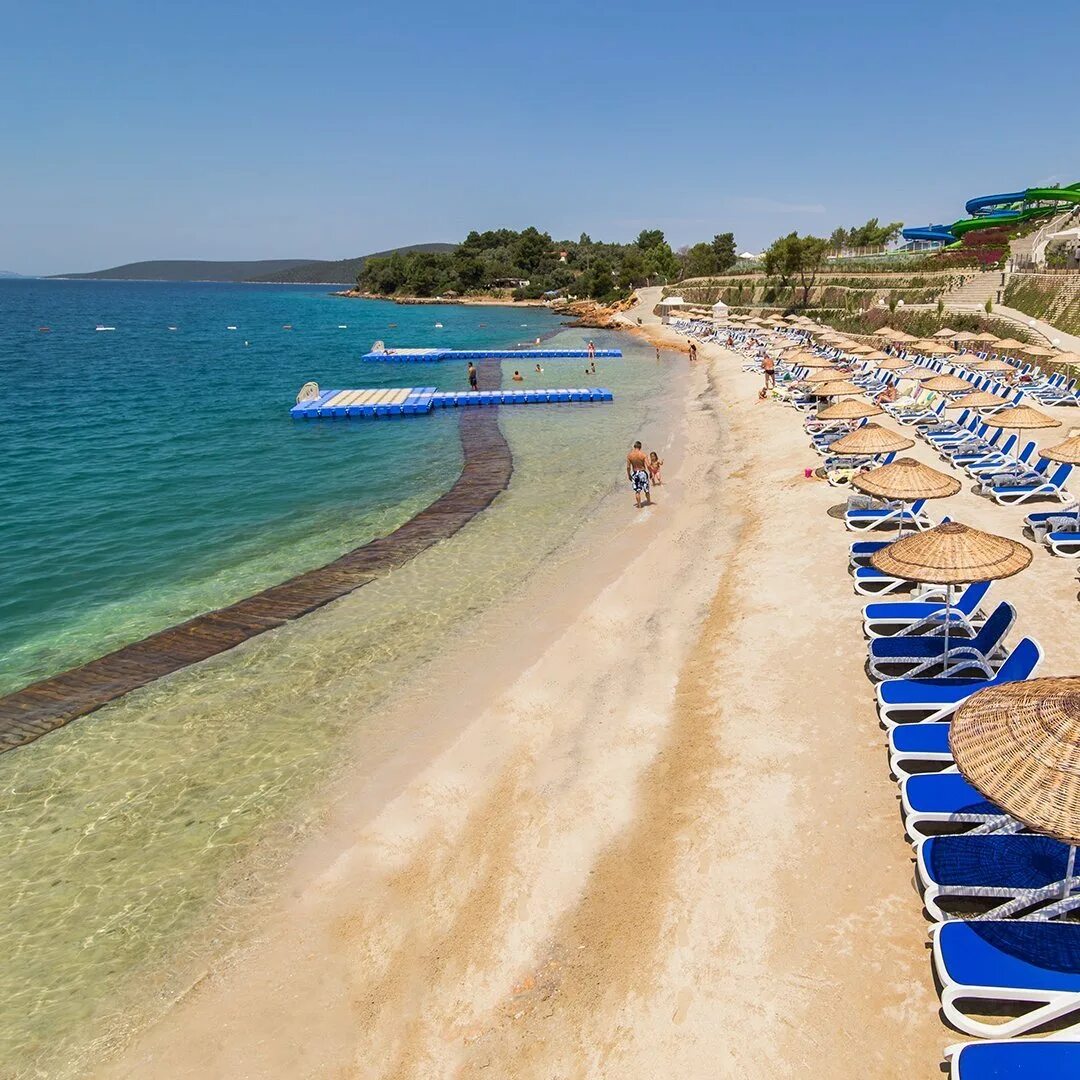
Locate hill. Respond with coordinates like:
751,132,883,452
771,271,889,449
0,270,27,278
52,259,317,282
247,244,458,284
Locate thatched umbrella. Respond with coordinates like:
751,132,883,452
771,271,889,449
810,380,863,397
876,356,913,372
982,405,1061,453
816,398,883,421
922,341,958,357
952,331,979,343
934,327,960,338
848,343,876,356
994,338,1027,352
924,374,976,393
870,520,1031,657
1020,344,1057,358
973,360,1014,374
943,389,1010,410
804,368,844,383
1041,436,1080,522
950,678,1080,914
827,423,914,456
790,351,836,369
890,330,918,343
852,457,961,537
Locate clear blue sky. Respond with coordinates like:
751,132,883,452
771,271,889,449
3,0,1079,275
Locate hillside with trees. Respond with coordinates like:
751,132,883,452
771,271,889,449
248,244,458,283
356,227,739,301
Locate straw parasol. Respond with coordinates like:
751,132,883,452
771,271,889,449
952,331,979,343
994,338,1027,351
861,350,893,362
1043,435,1080,465
847,344,876,356
973,360,1013,374
1020,344,1057,357
804,368,844,383
973,332,1000,343
934,327,959,338
876,356,912,371
870,520,1031,661
949,678,1080,911
943,389,1009,410
875,327,901,339
982,405,1061,444
923,374,975,393
889,330,918,342
827,423,914,456
810,380,863,397
852,457,961,503
921,341,957,356
790,351,836,369
815,398,883,421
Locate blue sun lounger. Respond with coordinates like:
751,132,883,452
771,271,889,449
888,722,953,777
876,637,1042,727
867,602,1014,681
900,773,1008,839
988,463,1073,506
947,1040,1080,1079
845,497,932,533
931,920,1080,1037
863,581,990,639
917,833,1078,921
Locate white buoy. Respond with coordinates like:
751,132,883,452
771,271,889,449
338,325,347,329
95,325,115,331
434,322,443,328
227,325,237,331
167,326,177,331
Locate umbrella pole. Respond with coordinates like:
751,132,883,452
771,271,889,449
1065,845,1077,901
942,588,952,665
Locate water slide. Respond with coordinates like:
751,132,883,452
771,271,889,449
903,183,1080,247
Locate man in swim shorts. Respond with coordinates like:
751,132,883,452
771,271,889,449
467,362,479,389
626,440,652,508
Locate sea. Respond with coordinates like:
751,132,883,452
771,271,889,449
0,280,681,1076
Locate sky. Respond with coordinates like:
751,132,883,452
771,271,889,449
3,0,1079,276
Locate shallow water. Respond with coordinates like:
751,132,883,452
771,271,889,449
0,317,681,1077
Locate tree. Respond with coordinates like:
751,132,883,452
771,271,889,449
683,242,720,278
643,242,679,283
763,232,829,306
617,247,647,290
710,232,737,271
635,228,666,252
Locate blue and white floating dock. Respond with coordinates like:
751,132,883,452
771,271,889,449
291,385,613,419
361,348,621,363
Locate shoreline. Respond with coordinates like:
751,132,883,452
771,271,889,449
334,289,549,307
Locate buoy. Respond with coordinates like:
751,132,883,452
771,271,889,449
38,327,49,332
434,322,443,328
95,325,115,331
282,324,292,330
227,326,237,330
167,326,177,331
338,325,347,329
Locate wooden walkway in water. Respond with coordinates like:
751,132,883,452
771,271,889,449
0,366,512,754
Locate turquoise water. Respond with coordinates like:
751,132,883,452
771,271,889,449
0,281,564,694
0,287,679,1077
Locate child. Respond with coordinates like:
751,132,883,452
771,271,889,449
648,451,663,486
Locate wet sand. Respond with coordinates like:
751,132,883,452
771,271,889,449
95,312,1080,1078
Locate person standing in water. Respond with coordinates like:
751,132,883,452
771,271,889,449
626,441,652,509
467,362,478,389
587,340,596,360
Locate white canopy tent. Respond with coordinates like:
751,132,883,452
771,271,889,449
711,299,730,322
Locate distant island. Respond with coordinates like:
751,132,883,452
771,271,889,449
52,245,458,284
0,270,27,278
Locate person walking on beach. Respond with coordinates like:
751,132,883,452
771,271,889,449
626,441,652,508
648,450,663,486
467,362,478,390
689,341,697,362
762,353,776,389
655,345,661,362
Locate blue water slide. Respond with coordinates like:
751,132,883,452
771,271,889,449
965,190,1026,215
902,224,957,244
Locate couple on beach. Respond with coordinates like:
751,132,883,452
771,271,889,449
626,441,663,508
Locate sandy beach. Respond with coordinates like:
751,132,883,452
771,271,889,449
93,302,1080,1079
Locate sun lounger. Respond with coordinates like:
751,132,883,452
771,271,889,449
917,833,1077,920
876,638,1042,727
845,497,932,533
931,920,1080,1037
888,722,953,777
987,463,1073,507
901,773,1010,838
946,1040,1080,1080
863,581,989,639
867,602,1014,681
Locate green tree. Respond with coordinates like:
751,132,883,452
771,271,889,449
635,228,666,252
617,247,647,290
763,232,829,306
683,242,720,278
710,232,737,271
